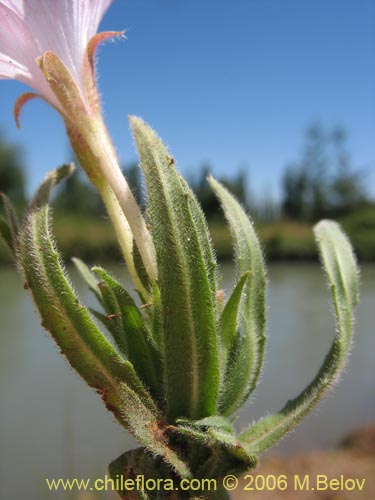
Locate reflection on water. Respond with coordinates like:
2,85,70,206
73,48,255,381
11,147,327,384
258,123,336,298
0,263,374,499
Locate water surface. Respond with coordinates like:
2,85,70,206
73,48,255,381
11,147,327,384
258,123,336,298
0,263,374,499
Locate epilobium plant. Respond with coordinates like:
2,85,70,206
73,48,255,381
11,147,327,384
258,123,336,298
0,1,359,499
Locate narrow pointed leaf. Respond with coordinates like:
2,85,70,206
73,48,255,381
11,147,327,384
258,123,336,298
219,334,253,415
92,266,163,399
209,177,266,414
30,163,75,209
149,282,164,350
20,206,156,418
239,220,359,454
130,116,219,420
133,240,152,295
72,257,102,303
218,271,250,368
19,166,156,425
177,175,218,298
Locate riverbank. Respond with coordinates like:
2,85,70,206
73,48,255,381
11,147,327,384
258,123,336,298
1,208,373,264
234,424,375,500
0,260,373,499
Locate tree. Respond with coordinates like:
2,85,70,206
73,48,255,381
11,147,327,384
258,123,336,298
329,127,368,216
190,164,248,219
281,124,369,221
302,125,330,220
282,163,308,219
0,135,26,206
53,169,105,216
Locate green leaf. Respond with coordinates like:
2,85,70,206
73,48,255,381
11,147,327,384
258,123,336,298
109,446,188,500
72,257,102,303
133,240,152,296
218,271,250,368
219,333,253,415
172,419,256,479
0,193,19,256
177,174,218,299
314,220,360,327
239,220,359,454
92,266,163,401
19,165,156,426
149,282,164,350
130,116,219,420
30,163,75,209
177,415,235,434
117,383,192,479
208,177,266,415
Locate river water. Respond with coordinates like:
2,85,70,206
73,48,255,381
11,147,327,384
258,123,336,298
0,263,374,499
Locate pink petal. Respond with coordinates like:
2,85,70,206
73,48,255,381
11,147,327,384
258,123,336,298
0,0,113,107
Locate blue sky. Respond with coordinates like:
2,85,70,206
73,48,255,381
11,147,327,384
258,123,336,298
0,0,374,201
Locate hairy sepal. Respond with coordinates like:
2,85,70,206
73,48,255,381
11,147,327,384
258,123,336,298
239,220,359,454
130,116,219,420
208,177,266,415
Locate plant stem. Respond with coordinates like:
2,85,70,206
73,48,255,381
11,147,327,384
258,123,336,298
66,115,157,286
100,183,148,296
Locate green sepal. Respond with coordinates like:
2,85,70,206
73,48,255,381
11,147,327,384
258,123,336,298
0,192,19,256
239,220,359,454
130,116,219,420
92,266,163,400
208,176,266,414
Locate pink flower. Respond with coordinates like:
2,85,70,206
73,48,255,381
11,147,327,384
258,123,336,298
0,0,116,119
0,0,158,286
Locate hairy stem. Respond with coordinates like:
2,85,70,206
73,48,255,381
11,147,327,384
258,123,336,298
100,183,148,296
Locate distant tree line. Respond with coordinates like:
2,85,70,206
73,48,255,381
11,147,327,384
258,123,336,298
0,124,373,224
281,124,371,222
0,138,26,208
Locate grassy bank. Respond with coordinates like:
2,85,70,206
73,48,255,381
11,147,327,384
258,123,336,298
234,424,375,500
1,208,373,265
